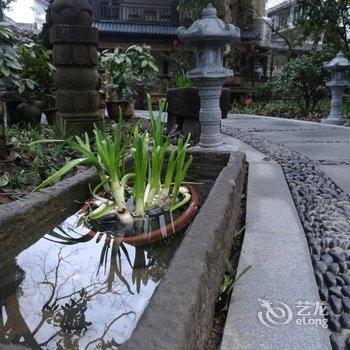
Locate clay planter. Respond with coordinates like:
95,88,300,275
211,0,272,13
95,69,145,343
106,101,134,121
16,102,42,124
224,74,241,87
80,185,200,247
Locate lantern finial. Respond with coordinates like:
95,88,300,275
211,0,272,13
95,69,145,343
202,3,217,17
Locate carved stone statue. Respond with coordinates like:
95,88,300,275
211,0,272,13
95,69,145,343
47,0,101,133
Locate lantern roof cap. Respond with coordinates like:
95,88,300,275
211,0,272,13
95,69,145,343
177,3,240,43
325,52,350,71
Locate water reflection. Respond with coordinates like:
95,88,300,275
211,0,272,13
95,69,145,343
0,212,183,349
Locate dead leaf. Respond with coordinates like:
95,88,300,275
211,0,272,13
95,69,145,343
0,193,12,204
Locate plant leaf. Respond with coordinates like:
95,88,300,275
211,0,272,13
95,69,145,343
34,158,88,191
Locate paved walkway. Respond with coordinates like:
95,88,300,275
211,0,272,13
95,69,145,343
223,115,350,191
223,114,350,172
136,110,350,348
221,114,350,350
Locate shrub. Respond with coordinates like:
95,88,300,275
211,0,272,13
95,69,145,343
100,45,158,103
268,51,332,114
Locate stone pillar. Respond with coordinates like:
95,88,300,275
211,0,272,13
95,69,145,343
193,79,226,147
177,4,240,148
321,52,350,126
49,0,101,133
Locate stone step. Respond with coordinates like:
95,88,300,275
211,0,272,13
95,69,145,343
220,162,331,350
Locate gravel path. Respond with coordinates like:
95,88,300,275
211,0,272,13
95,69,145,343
222,123,350,350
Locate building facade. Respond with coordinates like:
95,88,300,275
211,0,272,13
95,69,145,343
91,0,269,78
267,0,323,75
92,0,185,77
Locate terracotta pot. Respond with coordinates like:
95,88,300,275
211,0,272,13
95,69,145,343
106,101,134,121
224,75,241,87
16,101,42,124
80,185,200,247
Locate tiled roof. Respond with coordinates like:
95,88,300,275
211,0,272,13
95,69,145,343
93,22,178,36
94,21,255,42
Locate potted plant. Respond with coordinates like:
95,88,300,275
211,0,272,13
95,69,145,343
100,45,158,120
32,97,198,244
11,41,55,125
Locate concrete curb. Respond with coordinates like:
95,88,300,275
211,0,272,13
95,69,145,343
122,152,247,350
221,162,331,350
0,169,99,264
226,113,349,130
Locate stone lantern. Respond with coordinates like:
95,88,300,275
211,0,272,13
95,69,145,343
177,4,240,147
322,52,350,126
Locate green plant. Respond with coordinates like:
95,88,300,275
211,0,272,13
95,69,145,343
0,171,25,189
175,70,192,88
100,45,158,103
53,118,69,140
216,227,251,311
178,0,225,19
252,82,275,101
220,261,251,296
168,46,195,78
0,23,22,86
132,128,149,217
297,0,349,54
148,95,167,147
13,41,55,100
33,97,193,225
267,51,332,114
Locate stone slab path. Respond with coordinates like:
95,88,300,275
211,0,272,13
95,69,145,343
223,115,350,195
221,161,331,350
221,114,350,350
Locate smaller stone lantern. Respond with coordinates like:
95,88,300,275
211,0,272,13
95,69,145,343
177,4,240,147
322,52,350,125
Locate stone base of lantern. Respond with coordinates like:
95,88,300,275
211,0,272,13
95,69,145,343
191,77,228,148
58,113,103,134
166,87,230,144
321,117,346,126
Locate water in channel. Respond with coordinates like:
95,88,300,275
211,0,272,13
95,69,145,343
0,178,214,349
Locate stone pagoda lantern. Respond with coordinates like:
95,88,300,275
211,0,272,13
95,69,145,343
322,52,350,126
177,4,240,147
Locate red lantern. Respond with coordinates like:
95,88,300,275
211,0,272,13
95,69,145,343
244,97,253,107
